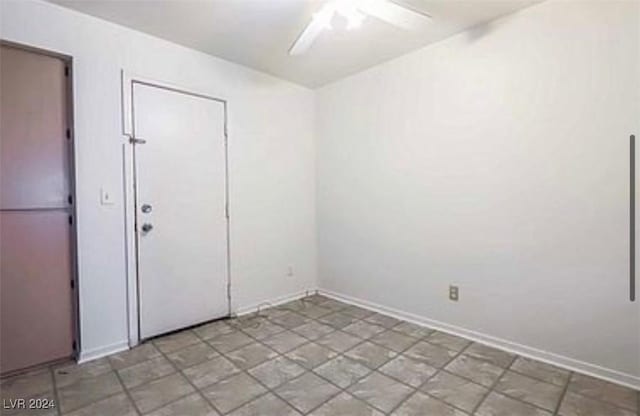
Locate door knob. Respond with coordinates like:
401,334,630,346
141,223,153,233
141,204,152,213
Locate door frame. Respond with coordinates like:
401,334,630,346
0,40,80,368
121,72,231,346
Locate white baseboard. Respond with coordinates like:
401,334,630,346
319,289,640,391
76,289,318,364
234,288,318,317
78,340,129,364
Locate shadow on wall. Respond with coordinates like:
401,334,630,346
465,21,496,42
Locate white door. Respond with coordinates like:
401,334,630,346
132,82,228,340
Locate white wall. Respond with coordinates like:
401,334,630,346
0,0,317,359
317,0,640,387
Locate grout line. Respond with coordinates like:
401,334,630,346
468,353,517,415
552,370,573,416
48,365,63,416
151,336,226,416
112,366,144,415
387,340,476,415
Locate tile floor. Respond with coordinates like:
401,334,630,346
1,295,638,416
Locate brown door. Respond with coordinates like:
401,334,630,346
0,44,75,374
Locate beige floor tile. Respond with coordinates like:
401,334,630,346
269,312,310,329
285,342,338,369
495,371,564,411
463,343,515,368
309,392,385,416
227,315,270,331
347,372,414,413
206,331,254,353
363,313,401,329
275,372,340,414
316,299,349,312
318,312,359,329
239,320,286,340
1,368,53,400
558,391,636,416
314,356,372,388
379,355,437,387
391,322,434,339
128,373,194,414
342,321,387,339
340,305,376,320
64,392,137,416
226,393,301,416
248,356,306,389
165,342,219,370
182,356,240,389
303,294,332,305
420,370,488,413
568,373,638,411
193,321,234,341
262,331,309,353
292,321,336,341
53,358,112,389
445,354,504,387
225,343,277,370
57,371,123,413
392,391,467,416
370,330,419,352
295,304,333,319
108,343,161,370
403,341,457,368
117,355,175,389
146,393,219,416
476,392,551,416
152,331,201,354
276,300,308,313
510,357,570,386
315,330,362,353
427,332,471,352
201,373,267,414
344,342,397,369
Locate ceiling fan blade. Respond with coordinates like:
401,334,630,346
289,14,329,56
358,0,431,31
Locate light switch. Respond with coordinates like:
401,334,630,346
101,188,115,205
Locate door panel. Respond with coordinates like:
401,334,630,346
0,46,69,210
133,83,228,339
0,211,74,373
0,45,74,374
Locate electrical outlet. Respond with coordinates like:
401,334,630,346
449,285,459,301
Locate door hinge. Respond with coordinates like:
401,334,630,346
70,279,75,289
72,340,77,351
129,137,147,145
68,194,73,205
68,215,73,225
64,66,70,77
225,203,229,219
66,128,71,140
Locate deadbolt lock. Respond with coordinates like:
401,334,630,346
141,204,152,213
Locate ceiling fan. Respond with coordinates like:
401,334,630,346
289,0,431,55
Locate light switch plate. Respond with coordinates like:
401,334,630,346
101,188,115,205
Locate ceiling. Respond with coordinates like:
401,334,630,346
49,0,541,88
